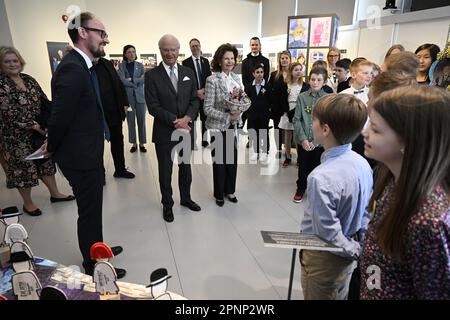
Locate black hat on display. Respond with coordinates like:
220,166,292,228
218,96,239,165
40,286,68,300
146,268,172,287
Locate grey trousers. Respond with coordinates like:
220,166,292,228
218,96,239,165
127,102,147,144
300,250,356,300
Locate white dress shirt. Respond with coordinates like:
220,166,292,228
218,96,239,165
73,47,93,70
221,72,241,93
162,61,178,80
341,85,369,105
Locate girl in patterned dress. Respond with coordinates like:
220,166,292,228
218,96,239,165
360,85,450,299
0,47,74,216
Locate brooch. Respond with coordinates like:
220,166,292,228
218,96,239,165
305,105,312,113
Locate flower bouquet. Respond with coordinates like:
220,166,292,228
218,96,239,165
223,87,251,114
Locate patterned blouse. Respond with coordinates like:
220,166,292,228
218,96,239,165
360,180,450,299
0,73,55,188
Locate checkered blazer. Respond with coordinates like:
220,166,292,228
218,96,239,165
204,72,243,131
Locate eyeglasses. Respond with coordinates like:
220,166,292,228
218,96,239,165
82,27,108,39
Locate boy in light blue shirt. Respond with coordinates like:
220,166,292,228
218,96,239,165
299,93,373,300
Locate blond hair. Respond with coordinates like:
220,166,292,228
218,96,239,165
0,46,26,73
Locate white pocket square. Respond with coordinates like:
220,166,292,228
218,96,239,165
183,76,191,81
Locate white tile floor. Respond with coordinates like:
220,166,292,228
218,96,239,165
0,118,305,300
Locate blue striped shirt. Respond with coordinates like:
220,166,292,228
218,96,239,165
300,144,373,259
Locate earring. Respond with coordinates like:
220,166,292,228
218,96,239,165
400,148,404,154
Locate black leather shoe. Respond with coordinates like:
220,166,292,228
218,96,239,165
139,145,147,153
111,246,123,256
215,199,224,207
115,267,126,279
202,141,209,148
163,207,174,223
50,195,75,203
23,206,42,216
227,195,238,203
130,146,137,153
180,200,201,212
113,170,135,179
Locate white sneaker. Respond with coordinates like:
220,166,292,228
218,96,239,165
259,154,268,163
250,153,259,162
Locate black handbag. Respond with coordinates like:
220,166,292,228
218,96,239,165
30,95,52,165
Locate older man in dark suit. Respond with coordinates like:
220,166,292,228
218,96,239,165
145,34,201,223
182,38,212,148
46,12,125,278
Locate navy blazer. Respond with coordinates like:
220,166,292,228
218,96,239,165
119,60,146,104
145,63,199,145
47,49,104,170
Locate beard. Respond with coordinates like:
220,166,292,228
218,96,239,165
89,42,106,58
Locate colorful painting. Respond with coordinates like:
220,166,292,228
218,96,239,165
289,49,307,75
288,18,309,48
309,17,332,47
308,48,329,75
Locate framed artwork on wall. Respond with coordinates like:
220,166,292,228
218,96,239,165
287,14,340,77
46,41,70,75
309,17,332,47
288,18,309,48
140,54,158,72
231,44,244,75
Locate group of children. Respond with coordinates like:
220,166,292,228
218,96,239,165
243,44,450,299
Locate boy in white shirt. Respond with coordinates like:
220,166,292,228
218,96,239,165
340,59,373,159
341,59,373,105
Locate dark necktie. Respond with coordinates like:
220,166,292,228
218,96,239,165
89,67,111,141
195,58,202,89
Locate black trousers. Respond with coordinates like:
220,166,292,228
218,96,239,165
155,143,192,208
211,130,238,200
195,105,208,144
248,127,270,154
272,116,283,152
108,123,126,173
58,165,104,273
296,146,324,192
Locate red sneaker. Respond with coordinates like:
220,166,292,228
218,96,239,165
293,191,304,203
282,158,291,168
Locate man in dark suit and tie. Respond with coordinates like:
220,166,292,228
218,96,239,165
46,12,126,278
145,34,201,223
182,38,212,148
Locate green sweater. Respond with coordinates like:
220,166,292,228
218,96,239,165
293,88,327,146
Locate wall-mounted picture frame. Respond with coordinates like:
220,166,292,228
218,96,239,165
46,41,70,75
288,18,309,48
140,54,158,72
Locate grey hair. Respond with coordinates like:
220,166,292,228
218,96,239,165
158,34,180,49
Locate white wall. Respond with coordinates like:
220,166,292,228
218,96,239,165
0,0,13,47
4,0,260,96
396,17,449,52
356,0,405,21
86,0,260,59
4,0,87,95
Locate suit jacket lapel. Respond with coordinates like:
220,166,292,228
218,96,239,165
216,73,229,95
158,63,177,96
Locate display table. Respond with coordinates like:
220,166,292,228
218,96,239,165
0,257,185,300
